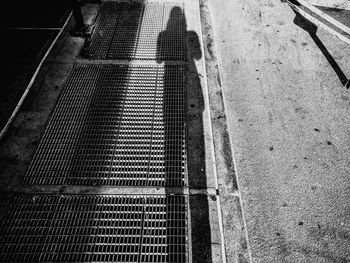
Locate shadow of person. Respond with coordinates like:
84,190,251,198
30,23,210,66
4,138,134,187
157,6,213,263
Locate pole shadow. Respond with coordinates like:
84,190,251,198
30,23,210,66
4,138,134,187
292,10,348,86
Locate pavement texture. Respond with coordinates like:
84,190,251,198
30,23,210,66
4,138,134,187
208,0,350,262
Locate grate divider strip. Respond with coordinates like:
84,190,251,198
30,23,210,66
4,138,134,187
133,4,145,59
108,66,129,185
137,197,146,263
145,66,160,185
105,4,123,60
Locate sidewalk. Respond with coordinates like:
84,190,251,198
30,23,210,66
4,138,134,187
208,0,350,262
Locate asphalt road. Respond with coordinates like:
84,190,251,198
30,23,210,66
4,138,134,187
208,0,350,262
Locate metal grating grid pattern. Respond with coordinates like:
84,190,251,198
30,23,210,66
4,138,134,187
106,3,144,60
134,3,164,60
24,64,186,186
0,195,187,263
84,2,185,61
85,2,119,59
157,3,186,61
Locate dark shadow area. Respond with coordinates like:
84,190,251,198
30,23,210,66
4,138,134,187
157,7,213,263
189,194,214,262
315,6,350,28
0,0,71,130
293,10,348,86
82,1,143,60
0,29,57,129
1,0,71,28
106,3,143,60
288,0,300,5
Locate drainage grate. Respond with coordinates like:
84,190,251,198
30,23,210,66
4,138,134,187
0,195,188,263
84,2,185,61
24,63,186,186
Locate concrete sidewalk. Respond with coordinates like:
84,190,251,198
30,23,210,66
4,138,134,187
207,0,350,262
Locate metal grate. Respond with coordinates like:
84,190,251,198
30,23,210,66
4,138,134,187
134,3,164,60
141,196,187,263
106,3,144,60
85,2,120,59
157,3,186,61
0,195,187,263
24,64,186,186
83,2,185,61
